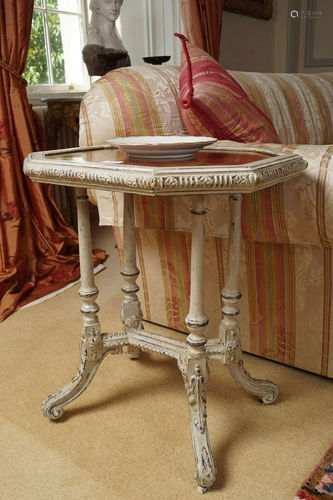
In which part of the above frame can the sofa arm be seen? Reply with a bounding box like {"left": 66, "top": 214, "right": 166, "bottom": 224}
{"left": 79, "top": 64, "right": 186, "bottom": 147}
{"left": 79, "top": 64, "right": 188, "bottom": 226}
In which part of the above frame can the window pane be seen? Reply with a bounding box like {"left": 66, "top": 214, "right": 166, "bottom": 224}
{"left": 47, "top": 12, "right": 65, "bottom": 84}
{"left": 48, "top": 13, "right": 85, "bottom": 85}
{"left": 47, "top": 0, "right": 81, "bottom": 13}
{"left": 47, "top": 0, "right": 59, "bottom": 8}
{"left": 24, "top": 11, "right": 49, "bottom": 84}
{"left": 34, "top": 0, "right": 43, "bottom": 7}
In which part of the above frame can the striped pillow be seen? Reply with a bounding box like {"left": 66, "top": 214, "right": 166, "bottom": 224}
{"left": 175, "top": 34, "right": 280, "bottom": 144}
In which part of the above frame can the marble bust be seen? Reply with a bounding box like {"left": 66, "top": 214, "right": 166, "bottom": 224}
{"left": 82, "top": 0, "right": 131, "bottom": 77}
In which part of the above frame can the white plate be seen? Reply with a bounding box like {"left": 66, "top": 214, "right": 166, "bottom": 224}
{"left": 104, "top": 136, "right": 217, "bottom": 159}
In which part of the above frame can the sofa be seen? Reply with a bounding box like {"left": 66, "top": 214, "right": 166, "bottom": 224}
{"left": 79, "top": 64, "right": 333, "bottom": 378}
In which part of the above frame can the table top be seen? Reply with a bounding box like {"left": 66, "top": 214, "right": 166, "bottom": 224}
{"left": 23, "top": 142, "right": 307, "bottom": 196}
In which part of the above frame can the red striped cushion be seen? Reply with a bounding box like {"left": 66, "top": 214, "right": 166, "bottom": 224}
{"left": 175, "top": 34, "right": 280, "bottom": 144}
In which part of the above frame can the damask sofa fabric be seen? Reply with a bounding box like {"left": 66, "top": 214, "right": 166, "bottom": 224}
{"left": 80, "top": 64, "right": 187, "bottom": 224}
{"left": 233, "top": 71, "right": 333, "bottom": 145}
{"left": 79, "top": 64, "right": 333, "bottom": 378}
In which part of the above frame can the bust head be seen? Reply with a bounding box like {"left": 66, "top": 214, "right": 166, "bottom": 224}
{"left": 86, "top": 0, "right": 128, "bottom": 54}
{"left": 90, "top": 0, "right": 123, "bottom": 23}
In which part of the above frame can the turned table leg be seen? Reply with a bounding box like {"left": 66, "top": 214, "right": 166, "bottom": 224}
{"left": 185, "top": 195, "right": 216, "bottom": 494}
{"left": 219, "top": 194, "right": 278, "bottom": 404}
{"left": 42, "top": 187, "right": 104, "bottom": 419}
{"left": 121, "top": 193, "right": 142, "bottom": 359}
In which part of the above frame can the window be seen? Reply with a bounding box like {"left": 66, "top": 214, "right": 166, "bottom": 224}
{"left": 24, "top": 0, "right": 89, "bottom": 93}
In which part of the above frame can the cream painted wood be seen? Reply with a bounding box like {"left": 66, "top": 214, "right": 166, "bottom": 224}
{"left": 219, "top": 194, "right": 278, "bottom": 404}
{"left": 121, "top": 193, "right": 142, "bottom": 359}
{"left": 25, "top": 145, "right": 307, "bottom": 493}
{"left": 42, "top": 188, "right": 104, "bottom": 419}
{"left": 185, "top": 196, "right": 216, "bottom": 493}
{"left": 24, "top": 144, "right": 307, "bottom": 195}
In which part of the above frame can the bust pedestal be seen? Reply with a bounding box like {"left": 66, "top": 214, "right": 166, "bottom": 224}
{"left": 82, "top": 44, "right": 130, "bottom": 76}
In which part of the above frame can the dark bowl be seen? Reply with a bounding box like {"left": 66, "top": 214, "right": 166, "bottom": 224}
{"left": 143, "top": 55, "right": 171, "bottom": 65}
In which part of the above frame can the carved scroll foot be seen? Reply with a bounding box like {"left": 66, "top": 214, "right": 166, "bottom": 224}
{"left": 187, "top": 361, "right": 216, "bottom": 492}
{"left": 226, "top": 360, "right": 278, "bottom": 405}
{"left": 42, "top": 356, "right": 103, "bottom": 420}
{"left": 42, "top": 324, "right": 104, "bottom": 420}
{"left": 197, "top": 485, "right": 210, "bottom": 494}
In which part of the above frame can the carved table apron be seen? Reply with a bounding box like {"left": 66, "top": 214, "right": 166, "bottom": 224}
{"left": 23, "top": 143, "right": 307, "bottom": 494}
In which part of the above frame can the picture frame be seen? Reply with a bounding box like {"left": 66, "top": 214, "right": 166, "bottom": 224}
{"left": 224, "top": 0, "right": 274, "bottom": 20}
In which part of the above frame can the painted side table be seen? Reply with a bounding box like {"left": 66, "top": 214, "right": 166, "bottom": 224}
{"left": 23, "top": 143, "right": 307, "bottom": 493}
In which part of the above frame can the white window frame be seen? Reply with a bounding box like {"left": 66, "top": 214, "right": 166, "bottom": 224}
{"left": 27, "top": 0, "right": 91, "bottom": 104}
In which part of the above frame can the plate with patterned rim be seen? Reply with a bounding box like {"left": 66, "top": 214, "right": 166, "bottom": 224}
{"left": 104, "top": 136, "right": 217, "bottom": 159}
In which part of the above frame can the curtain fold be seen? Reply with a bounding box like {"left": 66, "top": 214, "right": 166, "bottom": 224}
{"left": 179, "top": 0, "right": 224, "bottom": 61}
{"left": 0, "top": 0, "right": 104, "bottom": 322}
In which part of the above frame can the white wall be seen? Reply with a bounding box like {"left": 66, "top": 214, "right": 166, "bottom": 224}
{"left": 88, "top": 0, "right": 333, "bottom": 75}
{"left": 219, "top": 10, "right": 276, "bottom": 72}
{"left": 297, "top": 0, "right": 333, "bottom": 74}
{"left": 118, "top": 0, "right": 182, "bottom": 67}
{"left": 117, "top": 0, "right": 148, "bottom": 66}
{"left": 219, "top": 0, "right": 333, "bottom": 74}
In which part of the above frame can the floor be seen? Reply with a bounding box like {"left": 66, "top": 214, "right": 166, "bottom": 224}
{"left": 0, "top": 217, "right": 332, "bottom": 499}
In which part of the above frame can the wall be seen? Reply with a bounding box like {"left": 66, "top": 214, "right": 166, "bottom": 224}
{"left": 117, "top": 0, "right": 148, "bottom": 66}
{"left": 219, "top": 10, "right": 276, "bottom": 72}
{"left": 219, "top": 0, "right": 333, "bottom": 74}
{"left": 118, "top": 0, "right": 182, "bottom": 67}
{"left": 297, "top": 0, "right": 333, "bottom": 73}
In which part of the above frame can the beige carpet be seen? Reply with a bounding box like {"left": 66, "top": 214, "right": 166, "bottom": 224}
{"left": 0, "top": 218, "right": 332, "bottom": 500}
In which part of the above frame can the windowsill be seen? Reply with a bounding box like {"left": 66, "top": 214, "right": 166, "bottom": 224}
{"left": 28, "top": 90, "right": 88, "bottom": 108}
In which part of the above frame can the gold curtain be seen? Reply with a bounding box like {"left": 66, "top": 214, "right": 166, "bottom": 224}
{"left": 0, "top": 0, "right": 104, "bottom": 321}
{"left": 179, "top": 0, "right": 224, "bottom": 60}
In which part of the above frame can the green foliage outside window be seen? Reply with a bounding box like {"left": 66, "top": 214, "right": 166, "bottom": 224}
{"left": 23, "top": 0, "right": 66, "bottom": 85}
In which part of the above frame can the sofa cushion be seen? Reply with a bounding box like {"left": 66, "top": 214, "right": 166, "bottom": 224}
{"left": 175, "top": 33, "right": 280, "bottom": 144}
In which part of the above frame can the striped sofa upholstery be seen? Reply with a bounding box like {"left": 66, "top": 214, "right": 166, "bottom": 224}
{"left": 79, "top": 65, "right": 333, "bottom": 378}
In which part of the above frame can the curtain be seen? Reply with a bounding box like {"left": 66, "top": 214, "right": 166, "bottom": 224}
{"left": 179, "top": 0, "right": 224, "bottom": 61}
{"left": 0, "top": 0, "right": 104, "bottom": 322}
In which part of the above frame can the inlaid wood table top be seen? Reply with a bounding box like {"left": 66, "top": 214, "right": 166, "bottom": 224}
{"left": 24, "top": 142, "right": 307, "bottom": 196}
